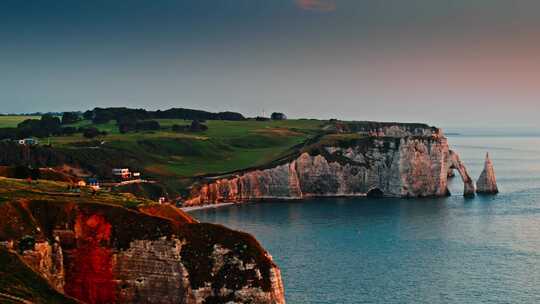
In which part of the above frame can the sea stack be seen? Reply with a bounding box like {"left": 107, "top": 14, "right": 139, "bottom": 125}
{"left": 476, "top": 152, "right": 499, "bottom": 194}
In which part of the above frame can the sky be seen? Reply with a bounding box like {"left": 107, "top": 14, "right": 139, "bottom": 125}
{"left": 1, "top": 0, "right": 540, "bottom": 128}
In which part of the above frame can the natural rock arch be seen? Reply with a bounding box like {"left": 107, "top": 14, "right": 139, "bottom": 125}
{"left": 448, "top": 150, "right": 476, "bottom": 197}
{"left": 366, "top": 188, "right": 384, "bottom": 198}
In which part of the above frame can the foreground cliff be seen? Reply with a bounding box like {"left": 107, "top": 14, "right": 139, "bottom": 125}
{"left": 0, "top": 179, "right": 285, "bottom": 304}
{"left": 186, "top": 125, "right": 476, "bottom": 206}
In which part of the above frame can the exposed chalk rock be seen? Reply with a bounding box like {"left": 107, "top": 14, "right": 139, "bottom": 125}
{"left": 186, "top": 126, "right": 477, "bottom": 206}
{"left": 21, "top": 241, "right": 65, "bottom": 292}
{"left": 476, "top": 152, "right": 499, "bottom": 194}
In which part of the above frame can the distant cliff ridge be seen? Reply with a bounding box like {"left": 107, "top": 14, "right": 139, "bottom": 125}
{"left": 186, "top": 125, "right": 476, "bottom": 206}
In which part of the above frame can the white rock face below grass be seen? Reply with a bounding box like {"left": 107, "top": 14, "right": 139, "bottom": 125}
{"left": 185, "top": 128, "right": 477, "bottom": 206}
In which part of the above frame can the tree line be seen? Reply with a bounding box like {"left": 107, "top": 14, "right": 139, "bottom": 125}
{"left": 0, "top": 107, "right": 246, "bottom": 140}
{"left": 84, "top": 107, "right": 245, "bottom": 124}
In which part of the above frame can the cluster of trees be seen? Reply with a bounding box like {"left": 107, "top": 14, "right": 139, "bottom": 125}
{"left": 0, "top": 114, "right": 65, "bottom": 139}
{"left": 83, "top": 107, "right": 245, "bottom": 125}
{"left": 17, "top": 114, "right": 63, "bottom": 137}
{"left": 171, "top": 120, "right": 208, "bottom": 133}
{"left": 78, "top": 107, "right": 245, "bottom": 134}
{"left": 85, "top": 108, "right": 151, "bottom": 124}
{"left": 0, "top": 108, "right": 282, "bottom": 140}
{"left": 253, "top": 112, "right": 287, "bottom": 122}
{"left": 271, "top": 112, "right": 287, "bottom": 120}
{"left": 82, "top": 107, "right": 243, "bottom": 134}
{"left": 81, "top": 127, "right": 107, "bottom": 138}
{"left": 0, "top": 112, "right": 105, "bottom": 140}
{"left": 119, "top": 120, "right": 161, "bottom": 134}
{"left": 61, "top": 112, "right": 81, "bottom": 124}
{"left": 154, "top": 108, "right": 244, "bottom": 121}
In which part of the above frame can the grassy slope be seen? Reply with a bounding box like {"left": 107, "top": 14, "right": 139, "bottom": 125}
{"left": 0, "top": 116, "right": 41, "bottom": 128}
{"left": 0, "top": 177, "right": 154, "bottom": 208}
{"left": 46, "top": 118, "right": 325, "bottom": 178}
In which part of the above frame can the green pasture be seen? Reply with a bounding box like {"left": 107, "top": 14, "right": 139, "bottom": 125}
{"left": 46, "top": 118, "right": 327, "bottom": 178}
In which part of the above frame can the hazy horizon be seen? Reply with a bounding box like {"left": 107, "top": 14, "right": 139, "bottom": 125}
{"left": 2, "top": 1, "right": 539, "bottom": 128}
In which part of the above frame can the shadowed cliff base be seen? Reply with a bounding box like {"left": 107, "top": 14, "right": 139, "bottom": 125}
{"left": 366, "top": 188, "right": 384, "bottom": 198}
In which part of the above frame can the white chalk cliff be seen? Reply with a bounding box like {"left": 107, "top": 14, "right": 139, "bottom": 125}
{"left": 186, "top": 125, "right": 477, "bottom": 206}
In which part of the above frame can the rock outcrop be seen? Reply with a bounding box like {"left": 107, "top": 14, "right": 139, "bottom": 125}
{"left": 0, "top": 200, "right": 285, "bottom": 304}
{"left": 186, "top": 126, "right": 476, "bottom": 206}
{"left": 0, "top": 247, "right": 79, "bottom": 304}
{"left": 476, "top": 152, "right": 499, "bottom": 194}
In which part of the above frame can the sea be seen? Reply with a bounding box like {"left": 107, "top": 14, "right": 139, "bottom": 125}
{"left": 191, "top": 131, "right": 540, "bottom": 304}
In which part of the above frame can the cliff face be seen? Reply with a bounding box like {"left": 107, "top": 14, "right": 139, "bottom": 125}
{"left": 186, "top": 128, "right": 475, "bottom": 206}
{"left": 0, "top": 200, "right": 285, "bottom": 304}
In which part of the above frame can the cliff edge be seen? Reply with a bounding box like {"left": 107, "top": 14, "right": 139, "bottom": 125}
{"left": 186, "top": 124, "right": 476, "bottom": 206}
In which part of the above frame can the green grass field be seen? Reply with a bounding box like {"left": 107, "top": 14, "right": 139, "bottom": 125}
{"left": 38, "top": 118, "right": 327, "bottom": 178}
{"left": 0, "top": 115, "right": 329, "bottom": 180}
{"left": 0, "top": 116, "right": 41, "bottom": 128}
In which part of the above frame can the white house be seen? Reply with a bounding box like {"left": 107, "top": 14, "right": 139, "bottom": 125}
{"left": 18, "top": 138, "right": 39, "bottom": 146}
{"left": 112, "top": 168, "right": 133, "bottom": 180}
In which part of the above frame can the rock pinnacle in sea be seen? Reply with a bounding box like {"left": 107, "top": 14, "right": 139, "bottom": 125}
{"left": 476, "top": 152, "right": 499, "bottom": 194}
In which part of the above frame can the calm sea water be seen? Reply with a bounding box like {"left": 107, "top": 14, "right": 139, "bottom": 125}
{"left": 191, "top": 134, "right": 540, "bottom": 304}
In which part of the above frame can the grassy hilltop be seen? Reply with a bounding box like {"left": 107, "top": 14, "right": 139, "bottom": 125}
{"left": 52, "top": 118, "right": 324, "bottom": 177}
{"left": 0, "top": 115, "right": 323, "bottom": 175}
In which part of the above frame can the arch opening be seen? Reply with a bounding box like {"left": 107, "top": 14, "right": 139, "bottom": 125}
{"left": 448, "top": 150, "right": 476, "bottom": 197}
{"left": 367, "top": 188, "right": 384, "bottom": 198}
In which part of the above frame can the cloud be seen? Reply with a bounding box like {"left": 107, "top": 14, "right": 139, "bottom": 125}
{"left": 296, "top": 0, "right": 336, "bottom": 12}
